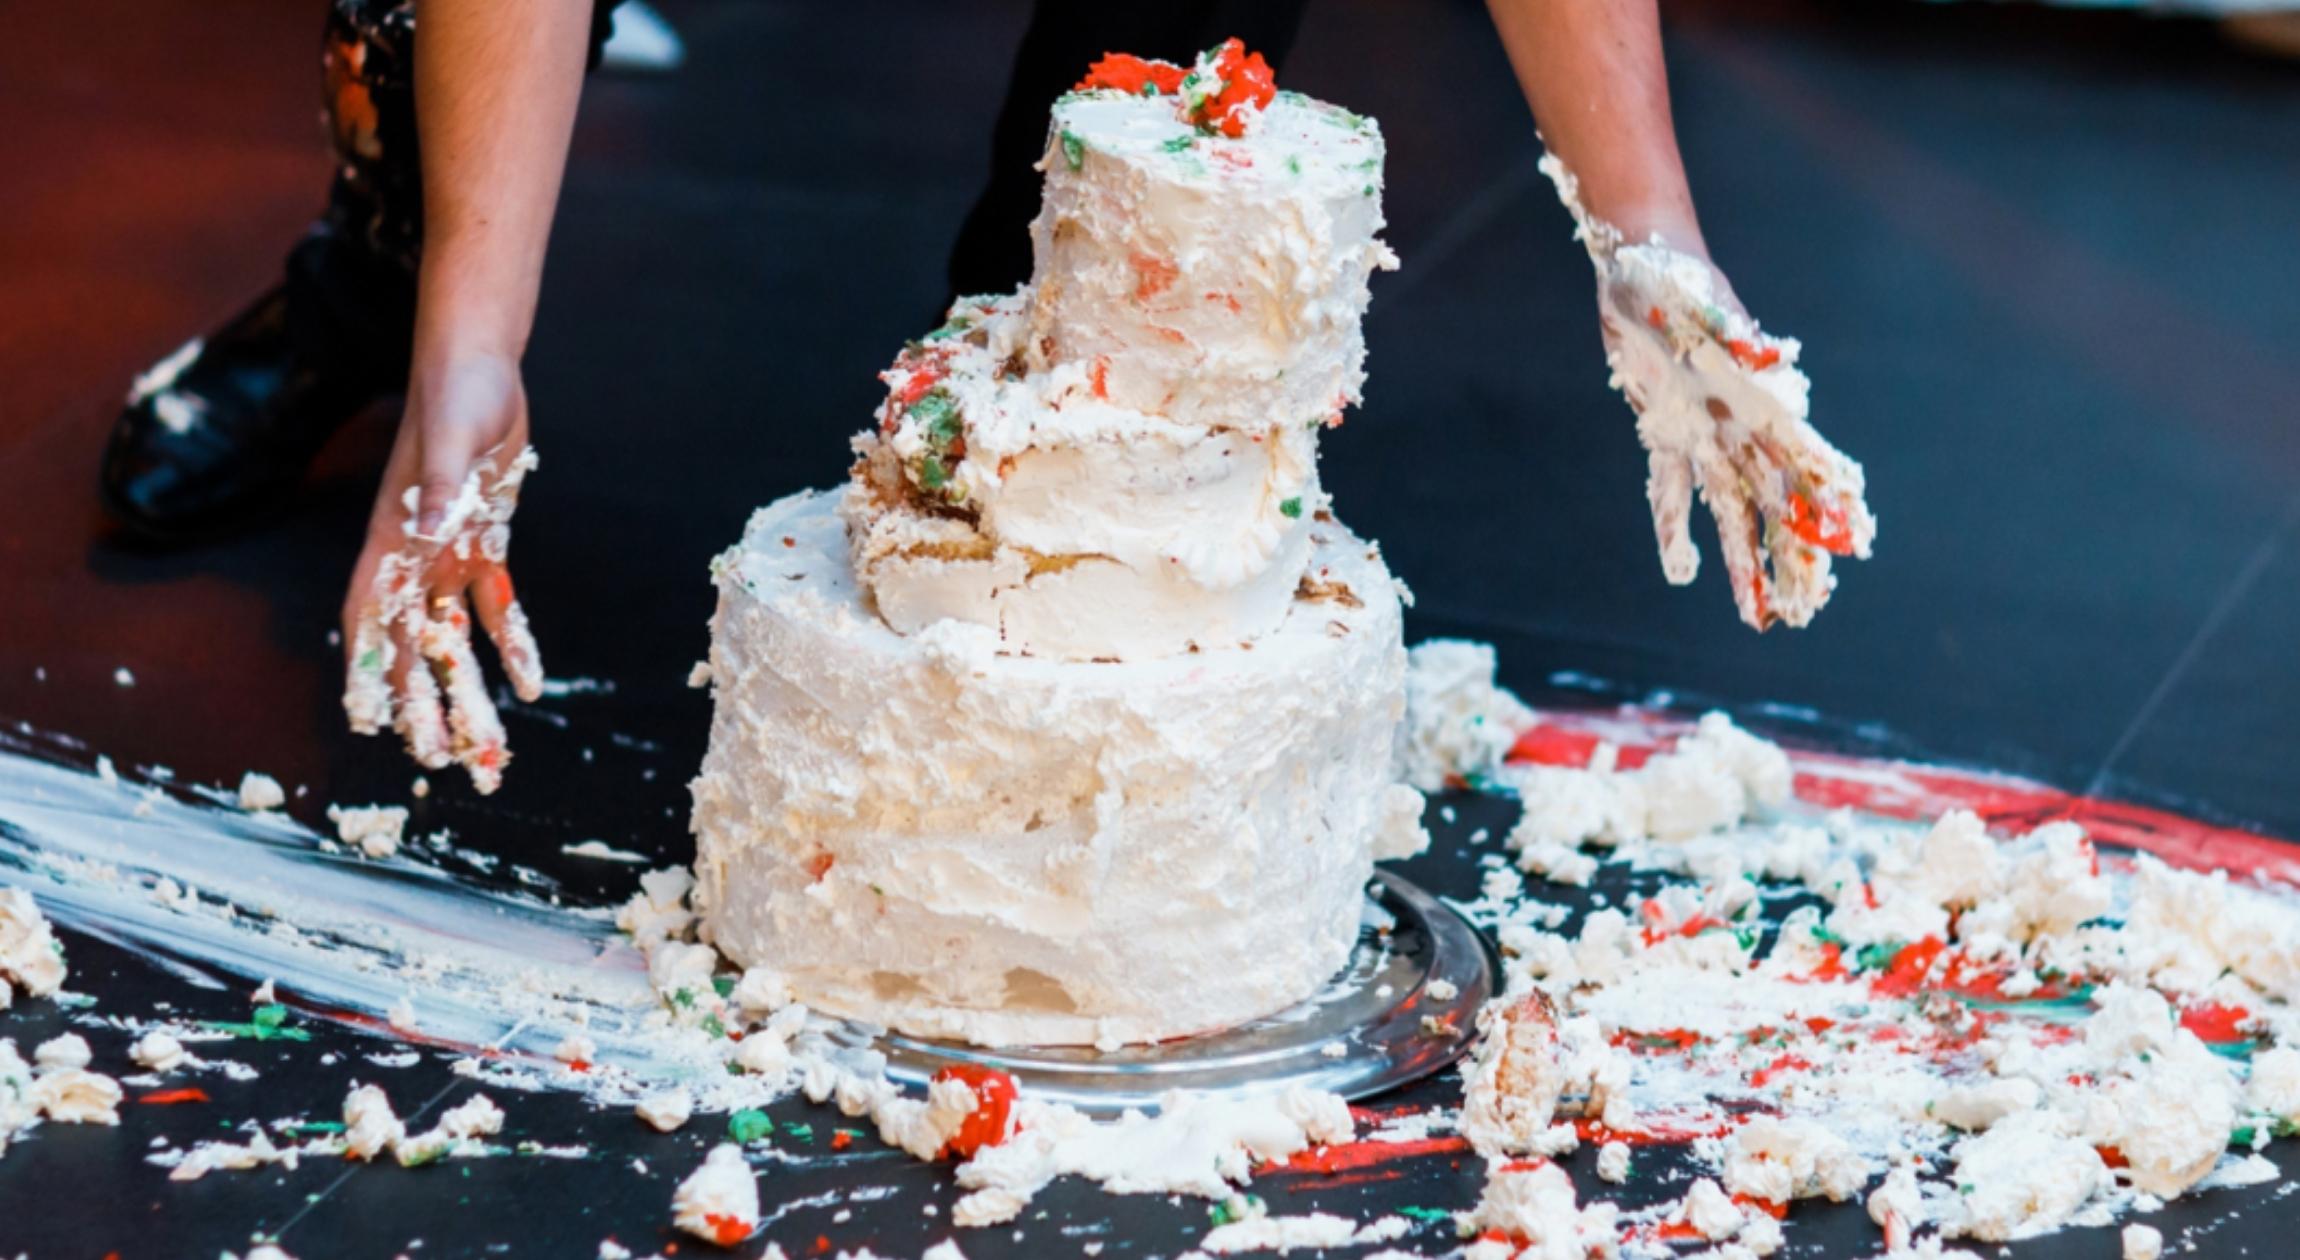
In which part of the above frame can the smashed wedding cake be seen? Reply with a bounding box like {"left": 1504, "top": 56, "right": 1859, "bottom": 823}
{"left": 689, "top": 42, "right": 1427, "bottom": 1047}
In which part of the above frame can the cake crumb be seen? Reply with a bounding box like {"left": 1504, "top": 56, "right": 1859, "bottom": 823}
{"left": 237, "top": 772, "right": 286, "bottom": 811}
{"left": 637, "top": 1090, "right": 693, "bottom": 1132}
{"left": 672, "top": 1144, "right": 760, "bottom": 1246}
{"left": 1597, "top": 1140, "right": 1632, "bottom": 1184}
{"left": 328, "top": 804, "right": 407, "bottom": 859}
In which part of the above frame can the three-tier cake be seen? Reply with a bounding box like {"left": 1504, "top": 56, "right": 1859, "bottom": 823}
{"left": 689, "top": 43, "right": 1426, "bottom": 1047}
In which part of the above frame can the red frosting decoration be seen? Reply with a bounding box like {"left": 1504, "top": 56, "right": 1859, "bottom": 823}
{"left": 1190, "top": 38, "right": 1278, "bottom": 138}
{"left": 1076, "top": 52, "right": 1185, "bottom": 96}
{"left": 1076, "top": 40, "right": 1278, "bottom": 139}
{"left": 933, "top": 1063, "right": 1020, "bottom": 1159}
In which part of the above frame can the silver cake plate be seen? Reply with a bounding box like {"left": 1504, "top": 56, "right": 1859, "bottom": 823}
{"left": 847, "top": 870, "right": 1495, "bottom": 1115}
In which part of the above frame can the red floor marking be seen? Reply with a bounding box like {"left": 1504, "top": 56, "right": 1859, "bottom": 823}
{"left": 137, "top": 1088, "right": 210, "bottom": 1104}
{"left": 1268, "top": 1134, "right": 1469, "bottom": 1176}
{"left": 1513, "top": 712, "right": 2296, "bottom": 881}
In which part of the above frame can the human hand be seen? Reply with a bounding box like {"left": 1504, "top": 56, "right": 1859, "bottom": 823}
{"left": 1593, "top": 244, "right": 1874, "bottom": 630}
{"left": 1540, "top": 153, "right": 1875, "bottom": 631}
{"left": 341, "top": 352, "right": 544, "bottom": 793}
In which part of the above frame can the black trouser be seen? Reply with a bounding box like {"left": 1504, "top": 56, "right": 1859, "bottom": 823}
{"left": 294, "top": 0, "right": 1311, "bottom": 374}
{"left": 947, "top": 0, "right": 1314, "bottom": 299}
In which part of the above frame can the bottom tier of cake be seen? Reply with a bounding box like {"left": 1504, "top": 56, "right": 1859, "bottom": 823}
{"left": 689, "top": 488, "right": 1427, "bottom": 1047}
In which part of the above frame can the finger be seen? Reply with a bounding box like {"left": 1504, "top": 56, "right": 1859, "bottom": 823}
{"left": 345, "top": 612, "right": 396, "bottom": 735}
{"left": 343, "top": 558, "right": 398, "bottom": 735}
{"left": 1702, "top": 482, "right": 1771, "bottom": 631}
{"left": 470, "top": 564, "right": 545, "bottom": 703}
{"left": 419, "top": 595, "right": 510, "bottom": 794}
{"left": 1645, "top": 450, "right": 1699, "bottom": 587}
{"left": 391, "top": 596, "right": 454, "bottom": 769}
{"left": 414, "top": 426, "right": 485, "bottom": 543}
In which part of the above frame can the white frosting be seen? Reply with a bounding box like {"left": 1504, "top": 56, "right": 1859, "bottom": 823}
{"left": 1941, "top": 1110, "right": 2109, "bottom": 1241}
{"left": 850, "top": 290, "right": 1328, "bottom": 662}
{"left": 343, "top": 1083, "right": 406, "bottom": 1161}
{"left": 844, "top": 485, "right": 1317, "bottom": 664}
{"left": 948, "top": 1087, "right": 1351, "bottom": 1225}
{"left": 692, "top": 490, "right": 1409, "bottom": 1045}
{"left": 237, "top": 771, "right": 286, "bottom": 812}
{"left": 1395, "top": 640, "right": 1536, "bottom": 792}
{"left": 672, "top": 1144, "right": 760, "bottom": 1245}
{"left": 1028, "top": 90, "right": 1396, "bottom": 433}
{"left": 0, "top": 887, "right": 67, "bottom": 1003}
{"left": 130, "top": 1030, "right": 190, "bottom": 1072}
{"left": 1461, "top": 1159, "right": 1620, "bottom": 1259}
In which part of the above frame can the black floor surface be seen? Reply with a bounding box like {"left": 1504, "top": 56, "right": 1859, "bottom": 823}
{"left": 2, "top": 0, "right": 2297, "bottom": 1256}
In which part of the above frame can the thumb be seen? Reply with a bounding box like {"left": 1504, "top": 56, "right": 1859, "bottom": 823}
{"left": 414, "top": 426, "right": 479, "bottom": 541}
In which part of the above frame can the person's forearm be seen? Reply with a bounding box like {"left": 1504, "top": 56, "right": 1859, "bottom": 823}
{"left": 412, "top": 0, "right": 594, "bottom": 364}
{"left": 1486, "top": 0, "right": 1706, "bottom": 257}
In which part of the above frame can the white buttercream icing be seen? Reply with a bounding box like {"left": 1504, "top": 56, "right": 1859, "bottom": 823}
{"left": 691, "top": 490, "right": 1408, "bottom": 1046}
{"left": 1029, "top": 89, "right": 1396, "bottom": 434}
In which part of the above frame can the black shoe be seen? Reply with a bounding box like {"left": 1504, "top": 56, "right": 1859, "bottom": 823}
{"left": 99, "top": 227, "right": 412, "bottom": 544}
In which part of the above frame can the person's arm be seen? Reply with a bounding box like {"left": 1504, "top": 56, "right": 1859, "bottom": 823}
{"left": 1485, "top": 0, "right": 1709, "bottom": 261}
{"left": 1482, "top": 0, "right": 1878, "bottom": 632}
{"left": 340, "top": 0, "right": 592, "bottom": 791}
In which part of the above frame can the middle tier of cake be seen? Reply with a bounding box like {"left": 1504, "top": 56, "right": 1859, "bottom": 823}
{"left": 851, "top": 292, "right": 1327, "bottom": 661}
{"left": 690, "top": 487, "right": 1428, "bottom": 1047}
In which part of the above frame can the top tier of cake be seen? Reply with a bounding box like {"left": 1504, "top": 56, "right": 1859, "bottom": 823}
{"left": 1027, "top": 62, "right": 1397, "bottom": 433}
{"left": 843, "top": 44, "right": 1395, "bottom": 662}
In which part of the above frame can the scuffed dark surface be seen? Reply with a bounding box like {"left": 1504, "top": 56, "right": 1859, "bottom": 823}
{"left": 2, "top": 0, "right": 2296, "bottom": 1255}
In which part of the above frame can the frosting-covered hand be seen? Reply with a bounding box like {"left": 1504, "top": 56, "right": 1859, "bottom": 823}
{"left": 1541, "top": 154, "right": 1876, "bottom": 631}
{"left": 341, "top": 355, "right": 544, "bottom": 792}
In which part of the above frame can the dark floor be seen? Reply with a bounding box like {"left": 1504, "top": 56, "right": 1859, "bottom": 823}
{"left": 0, "top": 0, "right": 2296, "bottom": 1256}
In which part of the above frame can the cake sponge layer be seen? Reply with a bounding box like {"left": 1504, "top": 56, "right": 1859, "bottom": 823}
{"left": 690, "top": 488, "right": 1426, "bottom": 1046}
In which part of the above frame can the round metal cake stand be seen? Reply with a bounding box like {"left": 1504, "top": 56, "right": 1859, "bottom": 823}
{"left": 843, "top": 870, "right": 1497, "bottom": 1115}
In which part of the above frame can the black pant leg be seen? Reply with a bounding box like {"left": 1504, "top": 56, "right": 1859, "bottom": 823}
{"left": 945, "top": 0, "right": 1315, "bottom": 304}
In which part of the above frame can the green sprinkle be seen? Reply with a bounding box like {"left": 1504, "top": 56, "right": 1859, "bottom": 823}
{"left": 783, "top": 1121, "right": 814, "bottom": 1142}
{"left": 728, "top": 1109, "right": 773, "bottom": 1143}
{"left": 1285, "top": 154, "right": 1301, "bottom": 176}
{"left": 1162, "top": 135, "right": 1195, "bottom": 153}
{"left": 356, "top": 648, "right": 383, "bottom": 672}
{"left": 252, "top": 1003, "right": 289, "bottom": 1031}
{"left": 1208, "top": 1194, "right": 1265, "bottom": 1227}
{"left": 198, "top": 1017, "right": 311, "bottom": 1043}
{"left": 283, "top": 1121, "right": 346, "bottom": 1136}
{"left": 1060, "top": 130, "right": 1085, "bottom": 171}
{"left": 1854, "top": 942, "right": 1900, "bottom": 974}
{"left": 1141, "top": 82, "right": 1161, "bottom": 97}
{"left": 1279, "top": 498, "right": 1303, "bottom": 520}
{"left": 671, "top": 987, "right": 695, "bottom": 1009}
{"left": 712, "top": 975, "right": 736, "bottom": 999}
{"left": 2233, "top": 1125, "right": 2257, "bottom": 1147}
{"left": 907, "top": 388, "right": 955, "bottom": 428}
{"left": 1397, "top": 1206, "right": 1452, "bottom": 1223}
{"left": 1361, "top": 184, "right": 1375, "bottom": 197}
{"left": 701, "top": 1013, "right": 727, "bottom": 1039}
{"left": 918, "top": 457, "right": 950, "bottom": 492}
